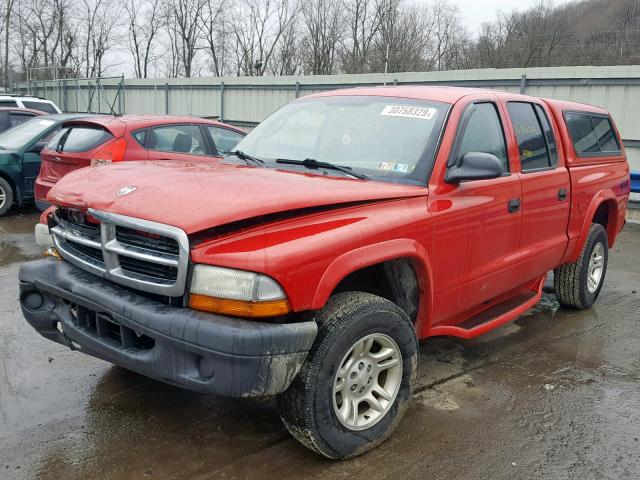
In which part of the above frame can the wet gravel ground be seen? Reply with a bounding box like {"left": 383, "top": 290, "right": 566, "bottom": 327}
{"left": 1, "top": 208, "right": 639, "bottom": 480}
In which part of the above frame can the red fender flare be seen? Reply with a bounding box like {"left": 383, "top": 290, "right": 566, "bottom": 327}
{"left": 311, "top": 239, "right": 433, "bottom": 337}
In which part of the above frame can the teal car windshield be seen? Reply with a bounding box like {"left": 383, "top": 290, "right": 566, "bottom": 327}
{"left": 0, "top": 117, "right": 57, "bottom": 150}
{"left": 232, "top": 95, "right": 450, "bottom": 185}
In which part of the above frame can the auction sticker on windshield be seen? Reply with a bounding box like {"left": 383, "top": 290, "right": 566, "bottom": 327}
{"left": 380, "top": 105, "right": 437, "bottom": 120}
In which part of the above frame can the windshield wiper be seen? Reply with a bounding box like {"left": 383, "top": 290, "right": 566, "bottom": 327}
{"left": 227, "top": 150, "right": 264, "bottom": 165}
{"left": 276, "top": 158, "right": 368, "bottom": 180}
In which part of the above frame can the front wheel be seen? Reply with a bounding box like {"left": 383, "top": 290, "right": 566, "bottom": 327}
{"left": 554, "top": 223, "right": 609, "bottom": 309}
{"left": 277, "top": 292, "right": 418, "bottom": 459}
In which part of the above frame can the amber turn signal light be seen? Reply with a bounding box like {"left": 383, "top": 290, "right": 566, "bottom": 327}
{"left": 189, "top": 294, "right": 291, "bottom": 318}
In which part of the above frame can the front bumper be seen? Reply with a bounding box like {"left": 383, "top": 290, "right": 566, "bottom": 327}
{"left": 19, "top": 258, "right": 317, "bottom": 397}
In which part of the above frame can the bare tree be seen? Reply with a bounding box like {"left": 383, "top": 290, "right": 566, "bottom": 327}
{"left": 162, "top": 0, "right": 207, "bottom": 77}
{"left": 300, "top": 0, "right": 343, "bottom": 75}
{"left": 340, "top": 0, "right": 383, "bottom": 73}
{"left": 426, "top": 0, "right": 469, "bottom": 71}
{"left": 267, "top": 18, "right": 301, "bottom": 75}
{"left": 203, "top": 0, "right": 228, "bottom": 76}
{"left": 3, "top": 0, "right": 16, "bottom": 86}
{"left": 123, "top": 0, "right": 162, "bottom": 78}
{"left": 372, "top": 0, "right": 433, "bottom": 73}
{"left": 229, "top": 0, "right": 300, "bottom": 76}
{"left": 80, "top": 0, "right": 123, "bottom": 77}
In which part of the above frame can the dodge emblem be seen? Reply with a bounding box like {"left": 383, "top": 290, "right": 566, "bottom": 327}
{"left": 117, "top": 185, "right": 137, "bottom": 196}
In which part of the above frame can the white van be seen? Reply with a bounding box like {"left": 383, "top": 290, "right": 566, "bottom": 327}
{"left": 0, "top": 95, "right": 61, "bottom": 114}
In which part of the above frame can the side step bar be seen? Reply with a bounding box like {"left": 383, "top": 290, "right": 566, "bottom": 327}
{"left": 427, "top": 275, "right": 546, "bottom": 339}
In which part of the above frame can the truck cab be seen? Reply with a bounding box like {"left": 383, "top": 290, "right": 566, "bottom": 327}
{"left": 19, "top": 87, "right": 629, "bottom": 459}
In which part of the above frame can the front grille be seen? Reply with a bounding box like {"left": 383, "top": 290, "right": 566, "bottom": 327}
{"left": 51, "top": 208, "right": 189, "bottom": 296}
{"left": 116, "top": 226, "right": 179, "bottom": 256}
{"left": 120, "top": 256, "right": 178, "bottom": 282}
{"left": 66, "top": 240, "right": 105, "bottom": 263}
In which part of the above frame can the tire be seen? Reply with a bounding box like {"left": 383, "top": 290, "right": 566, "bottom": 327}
{"left": 277, "top": 292, "right": 418, "bottom": 459}
{"left": 554, "top": 224, "right": 608, "bottom": 309}
{"left": 0, "top": 177, "right": 13, "bottom": 217}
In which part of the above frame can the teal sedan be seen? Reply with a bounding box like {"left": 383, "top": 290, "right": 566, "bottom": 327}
{"left": 0, "top": 114, "right": 89, "bottom": 216}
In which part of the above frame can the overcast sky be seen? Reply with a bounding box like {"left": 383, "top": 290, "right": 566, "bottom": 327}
{"left": 428, "top": 0, "right": 570, "bottom": 35}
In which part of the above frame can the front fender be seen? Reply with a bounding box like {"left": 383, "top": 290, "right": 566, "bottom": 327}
{"left": 311, "top": 238, "right": 433, "bottom": 335}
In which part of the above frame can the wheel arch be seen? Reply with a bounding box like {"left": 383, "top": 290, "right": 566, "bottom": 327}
{"left": 311, "top": 239, "right": 433, "bottom": 337}
{"left": 568, "top": 190, "right": 619, "bottom": 263}
{"left": 0, "top": 169, "right": 20, "bottom": 207}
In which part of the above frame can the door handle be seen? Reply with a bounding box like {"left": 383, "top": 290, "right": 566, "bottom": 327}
{"left": 558, "top": 188, "right": 568, "bottom": 201}
{"left": 508, "top": 199, "right": 521, "bottom": 214}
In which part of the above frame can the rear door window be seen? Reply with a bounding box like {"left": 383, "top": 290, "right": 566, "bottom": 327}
{"left": 206, "top": 126, "right": 244, "bottom": 155}
{"left": 148, "top": 124, "right": 207, "bottom": 155}
{"left": 22, "top": 101, "right": 58, "bottom": 114}
{"left": 50, "top": 126, "right": 114, "bottom": 152}
{"left": 565, "top": 112, "right": 621, "bottom": 157}
{"left": 534, "top": 105, "right": 557, "bottom": 166}
{"left": 507, "top": 102, "right": 552, "bottom": 171}
{"left": 0, "top": 100, "right": 18, "bottom": 107}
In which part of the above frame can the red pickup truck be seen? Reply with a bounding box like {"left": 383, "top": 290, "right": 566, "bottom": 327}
{"left": 20, "top": 87, "right": 629, "bottom": 459}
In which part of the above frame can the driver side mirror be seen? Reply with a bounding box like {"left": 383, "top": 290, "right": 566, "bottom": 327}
{"left": 28, "top": 142, "right": 46, "bottom": 154}
{"left": 445, "top": 152, "right": 504, "bottom": 184}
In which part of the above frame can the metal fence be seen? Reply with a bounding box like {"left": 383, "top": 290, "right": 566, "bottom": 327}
{"left": 8, "top": 65, "right": 640, "bottom": 172}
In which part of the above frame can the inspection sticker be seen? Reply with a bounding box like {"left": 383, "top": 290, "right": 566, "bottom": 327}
{"left": 377, "top": 162, "right": 410, "bottom": 173}
{"left": 380, "top": 105, "right": 437, "bottom": 120}
{"left": 37, "top": 119, "right": 55, "bottom": 126}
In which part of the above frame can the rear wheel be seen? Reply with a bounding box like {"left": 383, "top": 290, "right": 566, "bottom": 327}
{"left": 0, "top": 177, "right": 14, "bottom": 216}
{"left": 277, "top": 292, "right": 418, "bottom": 459}
{"left": 554, "top": 224, "right": 608, "bottom": 309}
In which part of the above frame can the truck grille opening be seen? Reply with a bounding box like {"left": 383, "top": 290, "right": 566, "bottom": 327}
{"left": 116, "top": 226, "right": 180, "bottom": 256}
{"left": 72, "top": 305, "right": 155, "bottom": 351}
{"left": 119, "top": 256, "right": 178, "bottom": 282}
{"left": 50, "top": 208, "right": 188, "bottom": 297}
{"left": 66, "top": 241, "right": 105, "bottom": 263}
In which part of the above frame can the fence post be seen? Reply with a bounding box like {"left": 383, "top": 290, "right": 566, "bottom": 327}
{"left": 97, "top": 78, "right": 101, "bottom": 113}
{"left": 118, "top": 75, "right": 124, "bottom": 114}
{"left": 219, "top": 81, "right": 225, "bottom": 121}
{"left": 165, "top": 82, "right": 169, "bottom": 114}
{"left": 295, "top": 81, "right": 300, "bottom": 98}
{"left": 88, "top": 81, "right": 94, "bottom": 113}
{"left": 520, "top": 74, "right": 527, "bottom": 94}
{"left": 62, "top": 80, "right": 68, "bottom": 112}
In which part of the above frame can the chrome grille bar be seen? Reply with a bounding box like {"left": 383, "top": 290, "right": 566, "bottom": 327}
{"left": 51, "top": 208, "right": 190, "bottom": 297}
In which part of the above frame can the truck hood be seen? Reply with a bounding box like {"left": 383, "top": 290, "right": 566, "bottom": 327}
{"left": 47, "top": 161, "right": 428, "bottom": 234}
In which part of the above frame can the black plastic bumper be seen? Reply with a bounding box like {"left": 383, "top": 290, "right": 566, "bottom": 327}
{"left": 19, "top": 259, "right": 317, "bottom": 397}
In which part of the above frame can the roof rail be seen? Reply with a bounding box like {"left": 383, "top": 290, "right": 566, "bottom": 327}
{"left": 0, "top": 93, "right": 49, "bottom": 101}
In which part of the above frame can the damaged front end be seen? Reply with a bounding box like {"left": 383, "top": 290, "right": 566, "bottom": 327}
{"left": 19, "top": 258, "right": 317, "bottom": 397}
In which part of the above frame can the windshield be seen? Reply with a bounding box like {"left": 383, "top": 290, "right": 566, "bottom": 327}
{"left": 0, "top": 117, "right": 57, "bottom": 150}
{"left": 233, "top": 95, "right": 449, "bottom": 184}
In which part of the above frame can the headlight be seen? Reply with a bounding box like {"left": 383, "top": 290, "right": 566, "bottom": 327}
{"left": 188, "top": 265, "right": 290, "bottom": 318}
